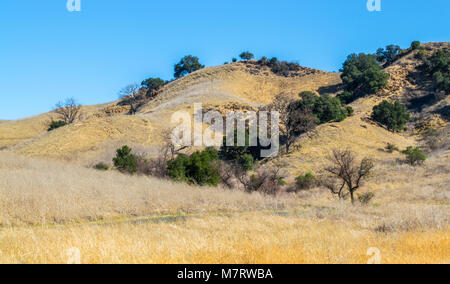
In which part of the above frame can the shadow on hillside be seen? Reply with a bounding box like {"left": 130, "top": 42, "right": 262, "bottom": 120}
{"left": 407, "top": 93, "right": 436, "bottom": 112}
{"left": 435, "top": 105, "right": 450, "bottom": 121}
{"left": 317, "top": 84, "right": 342, "bottom": 96}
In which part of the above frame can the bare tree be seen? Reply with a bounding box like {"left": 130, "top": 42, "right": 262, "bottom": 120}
{"left": 264, "top": 94, "right": 317, "bottom": 154}
{"left": 263, "top": 94, "right": 293, "bottom": 154}
{"left": 161, "top": 128, "right": 189, "bottom": 159}
{"left": 119, "top": 83, "right": 143, "bottom": 115}
{"left": 233, "top": 159, "right": 287, "bottom": 195}
{"left": 54, "top": 98, "right": 81, "bottom": 124}
{"left": 324, "top": 149, "right": 374, "bottom": 204}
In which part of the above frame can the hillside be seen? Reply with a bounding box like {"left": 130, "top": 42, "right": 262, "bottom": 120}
{"left": 0, "top": 42, "right": 448, "bottom": 264}
{"left": 0, "top": 42, "right": 448, "bottom": 170}
{"left": 0, "top": 61, "right": 341, "bottom": 162}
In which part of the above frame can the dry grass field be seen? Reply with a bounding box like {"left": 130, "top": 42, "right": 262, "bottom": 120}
{"left": 0, "top": 43, "right": 448, "bottom": 264}
{"left": 0, "top": 150, "right": 448, "bottom": 264}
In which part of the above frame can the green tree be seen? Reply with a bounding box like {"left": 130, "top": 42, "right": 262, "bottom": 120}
{"left": 423, "top": 49, "right": 450, "bottom": 94}
{"left": 294, "top": 92, "right": 347, "bottom": 124}
{"left": 167, "top": 147, "right": 221, "bottom": 186}
{"left": 411, "top": 41, "right": 421, "bottom": 50}
{"left": 174, "top": 55, "right": 205, "bottom": 78}
{"left": 341, "top": 53, "right": 389, "bottom": 100}
{"left": 141, "top": 78, "right": 165, "bottom": 91}
{"left": 376, "top": 44, "right": 402, "bottom": 65}
{"left": 113, "top": 146, "right": 138, "bottom": 174}
{"left": 239, "top": 51, "right": 254, "bottom": 61}
{"left": 219, "top": 129, "right": 264, "bottom": 167}
{"left": 402, "top": 146, "right": 428, "bottom": 166}
{"left": 371, "top": 100, "right": 411, "bottom": 132}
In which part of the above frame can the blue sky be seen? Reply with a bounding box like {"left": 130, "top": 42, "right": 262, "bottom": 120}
{"left": 0, "top": 0, "right": 449, "bottom": 120}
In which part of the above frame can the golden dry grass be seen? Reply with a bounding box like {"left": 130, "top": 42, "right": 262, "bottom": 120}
{"left": 0, "top": 215, "right": 447, "bottom": 264}
{"left": 0, "top": 151, "right": 448, "bottom": 264}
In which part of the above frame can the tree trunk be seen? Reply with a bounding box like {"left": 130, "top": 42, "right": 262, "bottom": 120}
{"left": 350, "top": 191, "right": 355, "bottom": 204}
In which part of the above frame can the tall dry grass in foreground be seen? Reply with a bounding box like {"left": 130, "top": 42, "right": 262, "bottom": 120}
{"left": 0, "top": 151, "right": 448, "bottom": 264}
{"left": 0, "top": 152, "right": 292, "bottom": 225}
{"left": 0, "top": 215, "right": 448, "bottom": 264}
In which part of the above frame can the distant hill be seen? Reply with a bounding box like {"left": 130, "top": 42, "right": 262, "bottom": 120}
{"left": 0, "top": 42, "right": 448, "bottom": 171}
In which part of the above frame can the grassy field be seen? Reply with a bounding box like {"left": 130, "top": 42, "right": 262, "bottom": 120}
{"left": 0, "top": 151, "right": 448, "bottom": 264}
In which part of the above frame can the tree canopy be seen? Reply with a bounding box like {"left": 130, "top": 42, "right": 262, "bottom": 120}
{"left": 174, "top": 55, "right": 205, "bottom": 78}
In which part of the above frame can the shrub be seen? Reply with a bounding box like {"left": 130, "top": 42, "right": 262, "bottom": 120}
{"left": 167, "top": 147, "right": 220, "bottom": 186}
{"left": 93, "top": 163, "right": 109, "bottom": 171}
{"left": 411, "top": 41, "right": 421, "bottom": 50}
{"left": 219, "top": 129, "right": 264, "bottom": 167}
{"left": 385, "top": 143, "right": 399, "bottom": 153}
{"left": 415, "top": 49, "right": 427, "bottom": 60}
{"left": 346, "top": 106, "right": 354, "bottom": 116}
{"left": 371, "top": 100, "right": 411, "bottom": 132}
{"left": 295, "top": 172, "right": 316, "bottom": 191}
{"left": 232, "top": 58, "right": 237, "bottom": 63}
{"left": 423, "top": 49, "right": 450, "bottom": 94}
{"left": 244, "top": 166, "right": 285, "bottom": 195}
{"left": 48, "top": 120, "right": 67, "bottom": 131}
{"left": 337, "top": 91, "right": 355, "bottom": 105}
{"left": 341, "top": 53, "right": 389, "bottom": 100}
{"left": 238, "top": 154, "right": 255, "bottom": 172}
{"left": 239, "top": 51, "right": 254, "bottom": 61}
{"left": 256, "top": 56, "right": 300, "bottom": 77}
{"left": 141, "top": 78, "right": 165, "bottom": 91}
{"left": 297, "top": 92, "right": 347, "bottom": 123}
{"left": 376, "top": 45, "right": 402, "bottom": 65}
{"left": 358, "top": 192, "right": 375, "bottom": 205}
{"left": 402, "top": 146, "right": 428, "bottom": 166}
{"left": 174, "top": 55, "right": 205, "bottom": 78}
{"left": 113, "top": 145, "right": 138, "bottom": 174}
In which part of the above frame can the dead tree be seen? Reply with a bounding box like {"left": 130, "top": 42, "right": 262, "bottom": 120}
{"left": 119, "top": 83, "right": 143, "bottom": 115}
{"left": 264, "top": 94, "right": 318, "bottom": 154}
{"left": 324, "top": 149, "right": 374, "bottom": 204}
{"left": 161, "top": 128, "right": 189, "bottom": 159}
{"left": 54, "top": 98, "right": 81, "bottom": 124}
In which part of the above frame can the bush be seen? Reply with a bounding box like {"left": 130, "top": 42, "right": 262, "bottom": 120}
{"left": 141, "top": 78, "right": 165, "bottom": 91}
{"left": 402, "top": 146, "right": 428, "bottom": 166}
{"left": 297, "top": 92, "right": 347, "bottom": 123}
{"left": 255, "top": 56, "right": 300, "bottom": 77}
{"left": 113, "top": 145, "right": 138, "bottom": 174}
{"left": 415, "top": 49, "right": 427, "bottom": 60}
{"left": 411, "top": 41, "right": 421, "bottom": 50}
{"left": 219, "top": 129, "right": 264, "bottom": 168}
{"left": 174, "top": 55, "right": 205, "bottom": 78}
{"left": 244, "top": 167, "right": 285, "bottom": 195}
{"left": 239, "top": 51, "right": 254, "bottom": 61}
{"left": 358, "top": 192, "right": 375, "bottom": 205}
{"left": 346, "top": 106, "right": 354, "bottom": 116}
{"left": 341, "top": 53, "right": 389, "bottom": 100}
{"left": 232, "top": 58, "right": 237, "bottom": 63}
{"left": 337, "top": 91, "right": 355, "bottom": 105}
{"left": 423, "top": 49, "right": 450, "bottom": 94}
{"left": 371, "top": 100, "right": 411, "bottom": 132}
{"left": 93, "top": 163, "right": 109, "bottom": 171}
{"left": 238, "top": 154, "right": 255, "bottom": 172}
{"left": 295, "top": 172, "right": 316, "bottom": 191}
{"left": 167, "top": 147, "right": 220, "bottom": 186}
{"left": 48, "top": 120, "right": 67, "bottom": 131}
{"left": 376, "top": 45, "right": 402, "bottom": 65}
{"left": 385, "top": 143, "right": 399, "bottom": 153}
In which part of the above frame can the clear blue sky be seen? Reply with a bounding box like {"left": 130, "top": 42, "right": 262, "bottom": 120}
{"left": 0, "top": 0, "right": 449, "bottom": 120}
